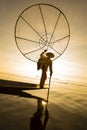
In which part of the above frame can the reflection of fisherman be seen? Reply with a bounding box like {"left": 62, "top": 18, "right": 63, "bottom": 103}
{"left": 37, "top": 50, "right": 54, "bottom": 88}
{"left": 30, "top": 99, "right": 49, "bottom": 130}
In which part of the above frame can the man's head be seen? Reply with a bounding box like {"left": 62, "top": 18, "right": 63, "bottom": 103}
{"left": 46, "top": 52, "right": 54, "bottom": 59}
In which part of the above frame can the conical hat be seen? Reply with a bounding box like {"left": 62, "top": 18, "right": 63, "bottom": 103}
{"left": 46, "top": 52, "right": 54, "bottom": 58}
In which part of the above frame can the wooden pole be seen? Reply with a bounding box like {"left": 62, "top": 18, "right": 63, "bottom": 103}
{"left": 45, "top": 75, "right": 51, "bottom": 110}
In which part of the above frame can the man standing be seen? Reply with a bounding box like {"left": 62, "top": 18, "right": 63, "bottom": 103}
{"left": 37, "top": 50, "right": 54, "bottom": 88}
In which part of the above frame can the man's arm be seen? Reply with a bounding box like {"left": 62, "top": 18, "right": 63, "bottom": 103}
{"left": 49, "top": 61, "right": 53, "bottom": 76}
{"left": 40, "top": 50, "right": 47, "bottom": 57}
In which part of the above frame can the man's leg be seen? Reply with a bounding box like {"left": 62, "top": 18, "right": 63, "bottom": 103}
{"left": 40, "top": 70, "right": 47, "bottom": 88}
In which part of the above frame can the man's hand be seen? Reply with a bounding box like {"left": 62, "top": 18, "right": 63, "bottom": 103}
{"left": 44, "top": 49, "right": 47, "bottom": 52}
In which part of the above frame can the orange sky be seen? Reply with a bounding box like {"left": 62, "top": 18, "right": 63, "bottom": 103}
{"left": 0, "top": 0, "right": 87, "bottom": 84}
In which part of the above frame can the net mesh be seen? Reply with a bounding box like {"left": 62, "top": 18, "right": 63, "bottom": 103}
{"left": 15, "top": 4, "right": 70, "bottom": 62}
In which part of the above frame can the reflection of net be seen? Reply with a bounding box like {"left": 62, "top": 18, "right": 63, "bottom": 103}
{"left": 15, "top": 4, "right": 70, "bottom": 62}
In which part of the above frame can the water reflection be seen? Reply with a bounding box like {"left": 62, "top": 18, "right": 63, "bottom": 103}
{"left": 0, "top": 79, "right": 50, "bottom": 130}
{"left": 30, "top": 99, "right": 49, "bottom": 130}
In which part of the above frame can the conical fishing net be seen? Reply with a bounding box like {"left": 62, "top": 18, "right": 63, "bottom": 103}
{"left": 15, "top": 4, "right": 70, "bottom": 62}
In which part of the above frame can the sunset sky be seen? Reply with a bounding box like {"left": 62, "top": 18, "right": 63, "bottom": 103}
{"left": 0, "top": 0, "right": 87, "bottom": 83}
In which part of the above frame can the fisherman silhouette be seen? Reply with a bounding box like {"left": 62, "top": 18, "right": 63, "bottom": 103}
{"left": 37, "top": 50, "right": 54, "bottom": 88}
{"left": 30, "top": 99, "right": 49, "bottom": 130}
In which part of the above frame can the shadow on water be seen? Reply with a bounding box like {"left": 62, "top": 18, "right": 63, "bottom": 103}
{"left": 30, "top": 99, "right": 49, "bottom": 130}
{"left": 0, "top": 79, "right": 49, "bottom": 130}
{"left": 0, "top": 79, "right": 47, "bottom": 101}
{"left": 1, "top": 80, "right": 87, "bottom": 130}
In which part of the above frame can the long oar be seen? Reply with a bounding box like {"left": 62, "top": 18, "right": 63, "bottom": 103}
{"left": 45, "top": 75, "right": 51, "bottom": 110}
